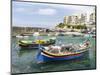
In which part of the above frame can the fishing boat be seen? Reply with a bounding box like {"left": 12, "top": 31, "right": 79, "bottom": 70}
{"left": 16, "top": 34, "right": 29, "bottom": 39}
{"left": 18, "top": 37, "right": 56, "bottom": 49}
{"left": 64, "top": 32, "right": 84, "bottom": 37}
{"left": 36, "top": 40, "right": 90, "bottom": 63}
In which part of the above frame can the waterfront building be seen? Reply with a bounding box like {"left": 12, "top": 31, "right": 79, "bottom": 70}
{"left": 80, "top": 13, "right": 87, "bottom": 25}
{"left": 63, "top": 13, "right": 87, "bottom": 26}
{"left": 64, "top": 16, "right": 68, "bottom": 24}
{"left": 70, "top": 15, "right": 79, "bottom": 25}
{"left": 63, "top": 16, "right": 72, "bottom": 25}
{"left": 85, "top": 9, "right": 96, "bottom": 31}
{"left": 89, "top": 12, "right": 95, "bottom": 25}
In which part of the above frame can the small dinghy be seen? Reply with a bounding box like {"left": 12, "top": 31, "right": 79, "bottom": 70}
{"left": 36, "top": 40, "right": 90, "bottom": 63}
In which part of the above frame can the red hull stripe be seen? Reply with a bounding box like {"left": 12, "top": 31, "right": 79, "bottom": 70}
{"left": 41, "top": 50, "right": 83, "bottom": 58}
{"left": 41, "top": 52, "right": 82, "bottom": 58}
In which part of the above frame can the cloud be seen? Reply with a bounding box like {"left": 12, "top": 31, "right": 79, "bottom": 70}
{"left": 37, "top": 8, "right": 57, "bottom": 15}
{"left": 13, "top": 1, "right": 94, "bottom": 16}
{"left": 46, "top": 4, "right": 95, "bottom": 14}
{"left": 14, "top": 7, "right": 57, "bottom": 15}
{"left": 14, "top": 7, "right": 36, "bottom": 15}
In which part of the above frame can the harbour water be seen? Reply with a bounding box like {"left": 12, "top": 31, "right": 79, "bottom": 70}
{"left": 11, "top": 35, "right": 96, "bottom": 74}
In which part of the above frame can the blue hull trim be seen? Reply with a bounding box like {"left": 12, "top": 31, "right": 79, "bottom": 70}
{"left": 36, "top": 52, "right": 84, "bottom": 63}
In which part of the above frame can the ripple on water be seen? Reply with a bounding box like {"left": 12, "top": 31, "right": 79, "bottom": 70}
{"left": 11, "top": 36, "right": 96, "bottom": 74}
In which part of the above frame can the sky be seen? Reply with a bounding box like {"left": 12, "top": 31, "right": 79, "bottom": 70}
{"left": 12, "top": 1, "right": 95, "bottom": 28}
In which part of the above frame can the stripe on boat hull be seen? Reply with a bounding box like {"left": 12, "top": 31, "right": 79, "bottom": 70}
{"left": 36, "top": 51, "right": 84, "bottom": 62}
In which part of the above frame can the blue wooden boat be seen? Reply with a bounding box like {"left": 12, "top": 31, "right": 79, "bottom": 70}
{"left": 36, "top": 40, "right": 90, "bottom": 63}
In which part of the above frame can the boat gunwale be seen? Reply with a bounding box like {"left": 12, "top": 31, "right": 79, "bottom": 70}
{"left": 41, "top": 47, "right": 89, "bottom": 57}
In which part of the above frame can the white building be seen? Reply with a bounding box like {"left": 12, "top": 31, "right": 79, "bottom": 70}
{"left": 63, "top": 13, "right": 87, "bottom": 25}
{"left": 63, "top": 16, "right": 72, "bottom": 25}
{"left": 80, "top": 13, "right": 87, "bottom": 25}
{"left": 89, "top": 12, "right": 95, "bottom": 25}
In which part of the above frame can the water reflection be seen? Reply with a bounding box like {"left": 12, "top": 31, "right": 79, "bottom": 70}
{"left": 12, "top": 36, "right": 96, "bottom": 74}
